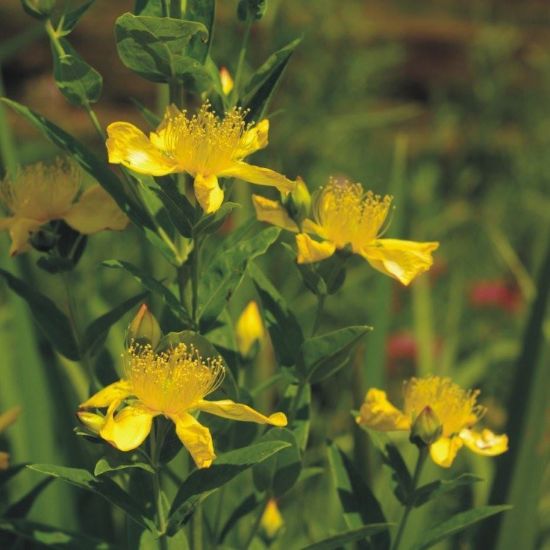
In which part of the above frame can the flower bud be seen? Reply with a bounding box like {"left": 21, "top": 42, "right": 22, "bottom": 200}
{"left": 220, "top": 67, "right": 234, "bottom": 96}
{"left": 21, "top": 0, "right": 56, "bottom": 19}
{"left": 128, "top": 304, "right": 162, "bottom": 349}
{"left": 261, "top": 498, "right": 283, "bottom": 538}
{"left": 410, "top": 406, "right": 443, "bottom": 447}
{"left": 284, "top": 177, "right": 311, "bottom": 227}
{"left": 237, "top": 0, "right": 268, "bottom": 22}
{"left": 236, "top": 301, "right": 265, "bottom": 357}
{"left": 76, "top": 410, "right": 105, "bottom": 434}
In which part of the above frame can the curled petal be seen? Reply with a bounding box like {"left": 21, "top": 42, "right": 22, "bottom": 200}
{"left": 221, "top": 162, "right": 295, "bottom": 194}
{"left": 194, "top": 174, "right": 224, "bottom": 214}
{"left": 64, "top": 186, "right": 129, "bottom": 234}
{"left": 171, "top": 412, "right": 215, "bottom": 469}
{"left": 106, "top": 122, "right": 180, "bottom": 176}
{"left": 361, "top": 239, "right": 439, "bottom": 286}
{"left": 459, "top": 428, "right": 508, "bottom": 457}
{"left": 236, "top": 119, "right": 270, "bottom": 158}
{"left": 77, "top": 411, "right": 105, "bottom": 434}
{"left": 295, "top": 233, "right": 336, "bottom": 264}
{"left": 429, "top": 436, "right": 464, "bottom": 468}
{"left": 252, "top": 195, "right": 298, "bottom": 232}
{"left": 196, "top": 399, "right": 287, "bottom": 427}
{"left": 356, "top": 389, "right": 410, "bottom": 431}
{"left": 0, "top": 217, "right": 42, "bottom": 257}
{"left": 100, "top": 403, "right": 154, "bottom": 452}
{"left": 79, "top": 380, "right": 132, "bottom": 409}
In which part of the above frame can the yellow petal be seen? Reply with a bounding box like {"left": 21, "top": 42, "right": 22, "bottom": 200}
{"left": 429, "top": 436, "right": 464, "bottom": 468}
{"left": 251, "top": 194, "right": 298, "bottom": 232}
{"left": 236, "top": 119, "right": 269, "bottom": 158}
{"left": 361, "top": 239, "right": 439, "bottom": 286}
{"left": 77, "top": 411, "right": 105, "bottom": 434}
{"left": 194, "top": 174, "right": 224, "bottom": 214}
{"left": 100, "top": 403, "right": 154, "bottom": 452}
{"left": 171, "top": 412, "right": 215, "bottom": 469}
{"left": 0, "top": 217, "right": 42, "bottom": 257}
{"left": 236, "top": 300, "right": 265, "bottom": 357}
{"left": 459, "top": 428, "right": 508, "bottom": 457}
{"left": 261, "top": 498, "right": 284, "bottom": 538}
{"left": 195, "top": 399, "right": 288, "bottom": 427}
{"left": 106, "top": 121, "right": 180, "bottom": 176}
{"left": 356, "top": 389, "right": 410, "bottom": 431}
{"left": 63, "top": 186, "right": 129, "bottom": 234}
{"left": 220, "top": 162, "right": 295, "bottom": 194}
{"left": 149, "top": 105, "right": 183, "bottom": 151}
{"left": 79, "top": 380, "right": 132, "bottom": 409}
{"left": 295, "top": 233, "right": 336, "bottom": 264}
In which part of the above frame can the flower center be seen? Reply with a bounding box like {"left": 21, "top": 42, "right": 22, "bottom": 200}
{"left": 125, "top": 342, "right": 225, "bottom": 415}
{"left": 313, "top": 179, "right": 392, "bottom": 251}
{"left": 403, "top": 376, "right": 484, "bottom": 437}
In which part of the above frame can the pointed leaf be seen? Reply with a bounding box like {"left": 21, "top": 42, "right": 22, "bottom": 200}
{"left": 193, "top": 202, "right": 239, "bottom": 236}
{"left": 280, "top": 383, "right": 310, "bottom": 451}
{"left": 302, "top": 524, "right": 393, "bottom": 550}
{"left": 412, "top": 474, "right": 482, "bottom": 508}
{"left": 94, "top": 455, "right": 154, "bottom": 477}
{"left": 2, "top": 478, "right": 52, "bottom": 518}
{"left": 61, "top": 0, "right": 96, "bottom": 34}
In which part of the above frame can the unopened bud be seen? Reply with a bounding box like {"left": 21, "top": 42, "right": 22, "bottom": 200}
{"left": 284, "top": 177, "right": 311, "bottom": 227}
{"left": 261, "top": 498, "right": 283, "bottom": 538}
{"left": 77, "top": 410, "right": 105, "bottom": 434}
{"left": 128, "top": 304, "right": 162, "bottom": 348}
{"left": 21, "top": 0, "right": 56, "bottom": 19}
{"left": 220, "top": 67, "right": 234, "bottom": 96}
{"left": 236, "top": 301, "right": 265, "bottom": 357}
{"left": 410, "top": 406, "right": 443, "bottom": 447}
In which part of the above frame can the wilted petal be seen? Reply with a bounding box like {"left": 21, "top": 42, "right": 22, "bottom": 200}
{"left": 171, "top": 412, "right": 215, "bottom": 469}
{"left": 361, "top": 239, "right": 439, "bottom": 286}
{"left": 356, "top": 389, "right": 410, "bottom": 431}
{"left": 295, "top": 233, "right": 336, "bottom": 264}
{"left": 100, "top": 403, "right": 154, "bottom": 452}
{"left": 79, "top": 380, "right": 132, "bottom": 409}
{"left": 196, "top": 399, "right": 287, "bottom": 427}
{"left": 252, "top": 195, "right": 298, "bottom": 232}
{"left": 64, "top": 186, "right": 129, "bottom": 234}
{"left": 221, "top": 162, "right": 294, "bottom": 194}
{"left": 459, "top": 428, "right": 508, "bottom": 457}
{"left": 106, "top": 122, "right": 180, "bottom": 176}
{"left": 194, "top": 173, "right": 224, "bottom": 214}
{"left": 429, "top": 436, "right": 463, "bottom": 468}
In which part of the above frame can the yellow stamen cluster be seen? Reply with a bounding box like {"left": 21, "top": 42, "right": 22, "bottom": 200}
{"left": 155, "top": 103, "right": 249, "bottom": 175}
{"left": 125, "top": 342, "right": 225, "bottom": 415}
{"left": 313, "top": 178, "right": 392, "bottom": 250}
{"left": 403, "top": 377, "right": 484, "bottom": 438}
{"left": 0, "top": 159, "right": 79, "bottom": 221}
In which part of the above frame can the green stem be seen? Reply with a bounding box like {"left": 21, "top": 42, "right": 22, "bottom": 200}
{"left": 242, "top": 496, "right": 268, "bottom": 549}
{"left": 150, "top": 421, "right": 169, "bottom": 536}
{"left": 288, "top": 381, "right": 306, "bottom": 424}
{"left": 191, "top": 506, "right": 203, "bottom": 550}
{"left": 311, "top": 294, "right": 325, "bottom": 336}
{"left": 191, "top": 236, "right": 202, "bottom": 325}
{"left": 231, "top": 19, "right": 253, "bottom": 104}
{"left": 84, "top": 106, "right": 105, "bottom": 139}
{"left": 391, "top": 448, "right": 428, "bottom": 550}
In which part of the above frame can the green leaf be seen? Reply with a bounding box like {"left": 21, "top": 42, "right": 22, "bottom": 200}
{"left": 193, "top": 202, "right": 240, "bottom": 237}
{"left": 0, "top": 519, "right": 117, "bottom": 549}
{"left": 186, "top": 0, "right": 215, "bottom": 63}
{"left": 240, "top": 37, "right": 301, "bottom": 122}
{"left": 0, "top": 268, "right": 80, "bottom": 360}
{"left": 218, "top": 493, "right": 259, "bottom": 543}
{"left": 327, "top": 442, "right": 390, "bottom": 550}
{"left": 412, "top": 474, "right": 482, "bottom": 508}
{"left": 2, "top": 478, "right": 52, "bottom": 518}
{"left": 167, "top": 440, "right": 290, "bottom": 534}
{"left": 253, "top": 428, "right": 302, "bottom": 497}
{"left": 298, "top": 326, "right": 372, "bottom": 383}
{"left": 280, "top": 383, "right": 310, "bottom": 452}
{"left": 115, "top": 13, "right": 210, "bottom": 84}
{"left": 248, "top": 261, "right": 304, "bottom": 367}
{"left": 0, "top": 98, "right": 151, "bottom": 228}
{"left": 152, "top": 183, "right": 197, "bottom": 238}
{"left": 302, "top": 524, "right": 393, "bottom": 550}
{"left": 94, "top": 455, "right": 154, "bottom": 477}
{"left": 102, "top": 260, "right": 191, "bottom": 326}
{"left": 0, "top": 464, "right": 27, "bottom": 487}
{"left": 52, "top": 50, "right": 102, "bottom": 106}
{"left": 410, "top": 505, "right": 512, "bottom": 550}
{"left": 60, "top": 0, "right": 96, "bottom": 34}
{"left": 197, "top": 227, "right": 280, "bottom": 331}
{"left": 28, "top": 464, "right": 156, "bottom": 531}
{"left": 81, "top": 291, "right": 148, "bottom": 356}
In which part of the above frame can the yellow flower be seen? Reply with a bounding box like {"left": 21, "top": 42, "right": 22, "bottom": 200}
{"left": 356, "top": 376, "right": 508, "bottom": 468}
{"left": 253, "top": 178, "right": 439, "bottom": 286}
{"left": 236, "top": 300, "right": 265, "bottom": 357}
{"left": 78, "top": 341, "right": 287, "bottom": 469}
{"left": 0, "top": 159, "right": 128, "bottom": 257}
{"left": 219, "top": 67, "right": 234, "bottom": 96}
{"left": 261, "top": 498, "right": 284, "bottom": 538}
{"left": 0, "top": 406, "right": 21, "bottom": 471}
{"left": 106, "top": 102, "right": 295, "bottom": 214}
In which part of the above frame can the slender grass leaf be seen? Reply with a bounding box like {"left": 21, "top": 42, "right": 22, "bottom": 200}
{"left": 302, "top": 524, "right": 393, "bottom": 550}
{"left": 2, "top": 478, "right": 52, "bottom": 518}
{"left": 197, "top": 227, "right": 280, "bottom": 331}
{"left": 411, "top": 505, "right": 512, "bottom": 550}
{"left": 0, "top": 464, "right": 27, "bottom": 487}
{"left": 298, "top": 326, "right": 372, "bottom": 383}
{"left": 218, "top": 493, "right": 259, "bottom": 543}
{"left": 0, "top": 268, "right": 79, "bottom": 360}
{"left": 0, "top": 519, "right": 117, "bottom": 549}
{"left": 28, "top": 464, "right": 156, "bottom": 531}
{"left": 328, "top": 442, "right": 390, "bottom": 550}
{"left": 81, "top": 291, "right": 148, "bottom": 356}
{"left": 167, "top": 441, "right": 290, "bottom": 534}
{"left": 240, "top": 38, "right": 301, "bottom": 122}
{"left": 412, "top": 474, "right": 482, "bottom": 508}
{"left": 102, "top": 260, "right": 191, "bottom": 325}
{"left": 249, "top": 261, "right": 304, "bottom": 367}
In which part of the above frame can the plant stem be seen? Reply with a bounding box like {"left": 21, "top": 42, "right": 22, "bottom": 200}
{"left": 391, "top": 448, "right": 428, "bottom": 550}
{"left": 231, "top": 19, "right": 253, "bottom": 104}
{"left": 242, "top": 496, "right": 268, "bottom": 549}
{"left": 311, "top": 294, "right": 325, "bottom": 336}
{"left": 150, "top": 421, "right": 169, "bottom": 536}
{"left": 191, "top": 505, "right": 203, "bottom": 550}
{"left": 190, "top": 236, "right": 201, "bottom": 326}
